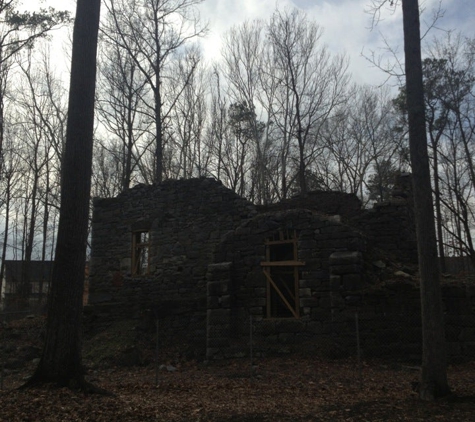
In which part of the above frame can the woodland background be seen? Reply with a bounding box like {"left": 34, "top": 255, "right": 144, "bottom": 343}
{"left": 0, "top": 0, "right": 474, "bottom": 295}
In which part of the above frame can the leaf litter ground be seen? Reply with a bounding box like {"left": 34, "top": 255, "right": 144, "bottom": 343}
{"left": 1, "top": 317, "right": 475, "bottom": 421}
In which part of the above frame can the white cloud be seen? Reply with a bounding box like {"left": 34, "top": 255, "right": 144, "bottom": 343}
{"left": 304, "top": 0, "right": 399, "bottom": 86}
{"left": 19, "top": 0, "right": 75, "bottom": 12}
{"left": 198, "top": 0, "right": 474, "bottom": 89}
{"left": 18, "top": 0, "right": 475, "bottom": 89}
{"left": 199, "top": 0, "right": 402, "bottom": 87}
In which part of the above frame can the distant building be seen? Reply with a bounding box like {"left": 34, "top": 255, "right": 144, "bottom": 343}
{"left": 1, "top": 260, "right": 53, "bottom": 311}
{"left": 1, "top": 260, "right": 90, "bottom": 312}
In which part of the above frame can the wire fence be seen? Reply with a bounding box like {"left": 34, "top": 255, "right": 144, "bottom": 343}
{"left": 1, "top": 308, "right": 474, "bottom": 390}
{"left": 201, "top": 310, "right": 473, "bottom": 383}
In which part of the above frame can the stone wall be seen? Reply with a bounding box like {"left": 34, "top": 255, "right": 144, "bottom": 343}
{"left": 351, "top": 174, "right": 417, "bottom": 264}
{"left": 87, "top": 178, "right": 256, "bottom": 350}
{"left": 207, "top": 261, "right": 475, "bottom": 361}
{"left": 258, "top": 174, "right": 417, "bottom": 264}
{"left": 88, "top": 176, "right": 475, "bottom": 362}
{"left": 443, "top": 257, "right": 475, "bottom": 275}
{"left": 353, "top": 281, "right": 475, "bottom": 362}
{"left": 206, "top": 209, "right": 366, "bottom": 359}
{"left": 442, "top": 283, "right": 475, "bottom": 360}
{"left": 351, "top": 199, "right": 417, "bottom": 264}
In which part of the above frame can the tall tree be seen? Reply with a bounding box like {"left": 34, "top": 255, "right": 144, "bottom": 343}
{"left": 0, "top": 127, "right": 21, "bottom": 304}
{"left": 206, "top": 67, "right": 228, "bottom": 182}
{"left": 27, "top": 0, "right": 101, "bottom": 389}
{"left": 267, "top": 8, "right": 349, "bottom": 195}
{"left": 217, "top": 101, "right": 264, "bottom": 197}
{"left": 420, "top": 58, "right": 449, "bottom": 272}
{"left": 401, "top": 0, "right": 450, "bottom": 399}
{"left": 171, "top": 50, "right": 210, "bottom": 178}
{"left": 102, "top": 0, "right": 206, "bottom": 183}
{"left": 221, "top": 21, "right": 276, "bottom": 204}
{"left": 96, "top": 11, "right": 151, "bottom": 192}
{"left": 0, "top": 0, "right": 70, "bottom": 169}
{"left": 430, "top": 34, "right": 475, "bottom": 265}
{"left": 321, "top": 85, "right": 405, "bottom": 201}
{"left": 10, "top": 52, "right": 63, "bottom": 305}
{"left": 369, "top": 0, "right": 451, "bottom": 400}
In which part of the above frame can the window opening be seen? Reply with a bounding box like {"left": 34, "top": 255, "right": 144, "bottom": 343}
{"left": 132, "top": 230, "right": 150, "bottom": 275}
{"left": 261, "top": 230, "right": 304, "bottom": 318}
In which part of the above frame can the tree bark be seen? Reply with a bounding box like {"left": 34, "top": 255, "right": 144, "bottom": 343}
{"left": 27, "top": 0, "right": 101, "bottom": 389}
{"left": 401, "top": 0, "right": 450, "bottom": 400}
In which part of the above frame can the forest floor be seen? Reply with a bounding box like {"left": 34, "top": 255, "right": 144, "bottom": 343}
{"left": 1, "top": 316, "right": 475, "bottom": 421}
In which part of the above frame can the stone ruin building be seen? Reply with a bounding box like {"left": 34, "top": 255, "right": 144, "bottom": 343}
{"left": 87, "top": 175, "right": 475, "bottom": 361}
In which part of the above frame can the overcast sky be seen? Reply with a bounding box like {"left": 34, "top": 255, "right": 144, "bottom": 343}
{"left": 21, "top": 0, "right": 475, "bottom": 87}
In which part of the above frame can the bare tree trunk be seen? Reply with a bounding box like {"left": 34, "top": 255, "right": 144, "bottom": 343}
{"left": 20, "top": 159, "right": 39, "bottom": 306}
{"left": 27, "top": 0, "right": 102, "bottom": 390}
{"left": 0, "top": 46, "right": 4, "bottom": 172}
{"left": 432, "top": 148, "right": 446, "bottom": 273}
{"left": 401, "top": 0, "right": 450, "bottom": 400}
{"left": 0, "top": 169, "right": 12, "bottom": 303}
{"left": 40, "top": 159, "right": 51, "bottom": 307}
{"left": 154, "top": 72, "right": 163, "bottom": 183}
{"left": 123, "top": 118, "right": 134, "bottom": 190}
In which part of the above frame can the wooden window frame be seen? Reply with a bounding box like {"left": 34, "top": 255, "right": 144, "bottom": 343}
{"left": 261, "top": 230, "right": 304, "bottom": 319}
{"left": 132, "top": 230, "right": 150, "bottom": 276}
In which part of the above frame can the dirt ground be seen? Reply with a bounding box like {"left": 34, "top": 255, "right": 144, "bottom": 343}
{"left": 1, "top": 316, "right": 475, "bottom": 421}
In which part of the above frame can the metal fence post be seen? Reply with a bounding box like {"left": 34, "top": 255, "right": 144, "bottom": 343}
{"left": 1, "top": 311, "right": 4, "bottom": 390}
{"left": 250, "top": 313, "right": 253, "bottom": 380}
{"left": 155, "top": 316, "right": 159, "bottom": 387}
{"left": 355, "top": 309, "right": 362, "bottom": 387}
